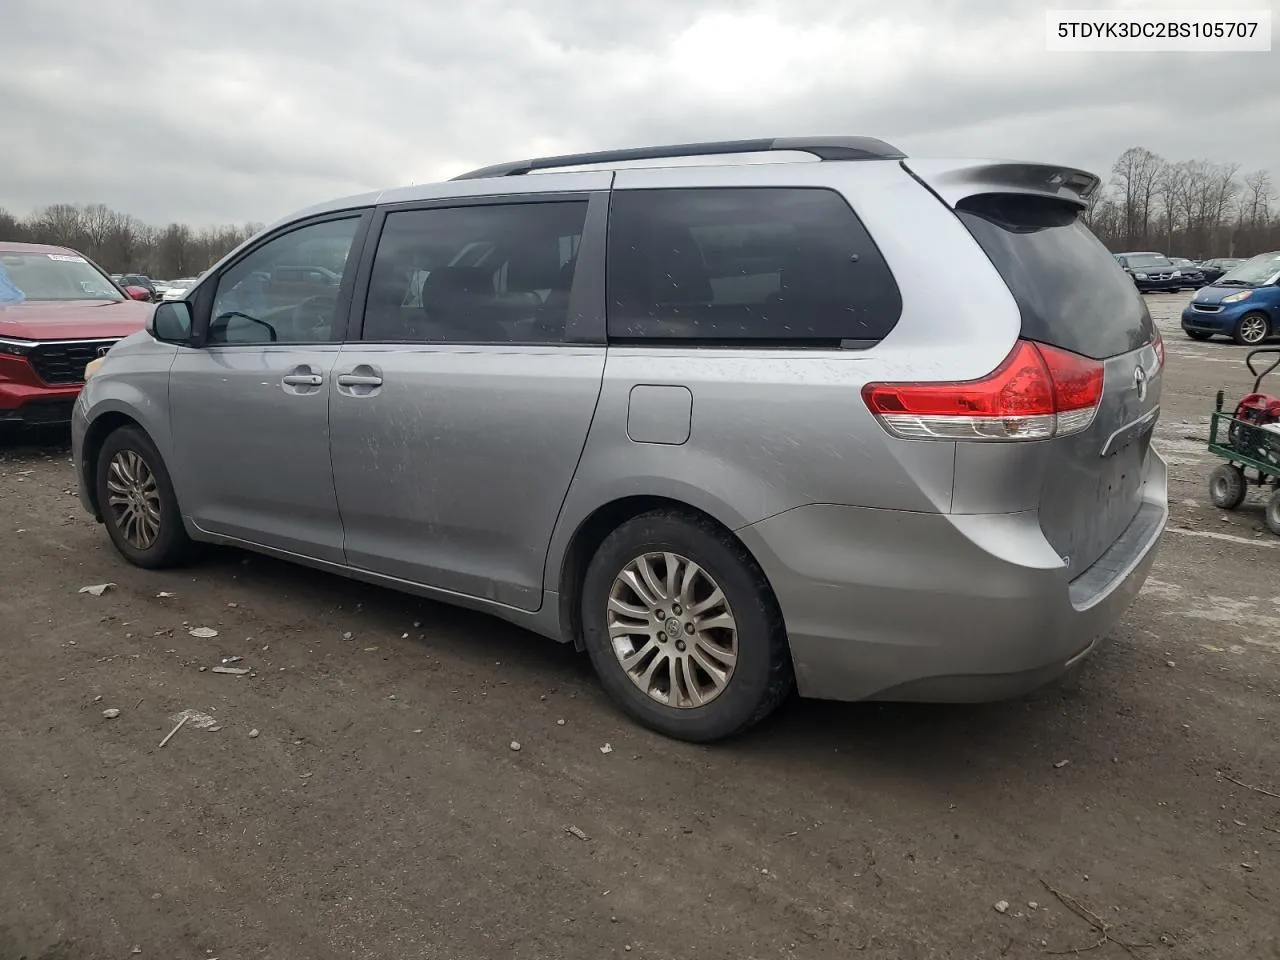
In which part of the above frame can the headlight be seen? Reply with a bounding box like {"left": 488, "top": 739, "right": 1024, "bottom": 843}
{"left": 1223, "top": 290, "right": 1253, "bottom": 303}
{"left": 84, "top": 356, "right": 105, "bottom": 380}
{"left": 1134, "top": 272, "right": 1149, "bottom": 280}
{"left": 0, "top": 336, "right": 35, "bottom": 358}
{"left": 1172, "top": 270, "right": 1182, "bottom": 277}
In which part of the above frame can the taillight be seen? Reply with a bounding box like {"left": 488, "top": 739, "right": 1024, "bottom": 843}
{"left": 861, "top": 339, "right": 1104, "bottom": 441}
{"left": 1152, "top": 329, "right": 1164, "bottom": 371}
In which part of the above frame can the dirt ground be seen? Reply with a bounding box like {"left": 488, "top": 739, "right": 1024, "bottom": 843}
{"left": 2, "top": 292, "right": 1278, "bottom": 960}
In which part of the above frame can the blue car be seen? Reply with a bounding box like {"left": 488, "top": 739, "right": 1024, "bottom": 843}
{"left": 1181, "top": 251, "right": 1280, "bottom": 345}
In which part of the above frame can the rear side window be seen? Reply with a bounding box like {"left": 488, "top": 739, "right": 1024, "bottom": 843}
{"left": 956, "top": 195, "right": 1154, "bottom": 360}
{"left": 606, "top": 187, "right": 901, "bottom": 345}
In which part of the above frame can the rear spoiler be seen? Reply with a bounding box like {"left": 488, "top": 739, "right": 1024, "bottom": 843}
{"left": 902, "top": 159, "right": 1101, "bottom": 210}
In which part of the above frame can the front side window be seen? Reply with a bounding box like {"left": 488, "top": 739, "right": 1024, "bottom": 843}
{"left": 605, "top": 187, "right": 902, "bottom": 345}
{"left": 361, "top": 200, "right": 588, "bottom": 344}
{"left": 0, "top": 251, "right": 122, "bottom": 302}
{"left": 209, "top": 217, "right": 360, "bottom": 345}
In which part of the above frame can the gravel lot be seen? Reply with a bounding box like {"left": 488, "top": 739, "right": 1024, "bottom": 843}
{"left": 2, "top": 292, "right": 1278, "bottom": 960}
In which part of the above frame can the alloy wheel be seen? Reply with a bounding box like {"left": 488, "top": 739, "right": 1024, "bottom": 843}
{"left": 1240, "top": 315, "right": 1268, "bottom": 344}
{"left": 606, "top": 552, "right": 738, "bottom": 708}
{"left": 106, "top": 450, "right": 162, "bottom": 550}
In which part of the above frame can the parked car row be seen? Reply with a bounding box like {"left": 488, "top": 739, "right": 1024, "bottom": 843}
{"left": 1112, "top": 252, "right": 1248, "bottom": 293}
{"left": 107, "top": 273, "right": 201, "bottom": 303}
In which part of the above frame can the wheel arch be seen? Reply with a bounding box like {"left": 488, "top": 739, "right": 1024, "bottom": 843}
{"left": 554, "top": 494, "right": 781, "bottom": 652}
{"left": 81, "top": 410, "right": 153, "bottom": 519}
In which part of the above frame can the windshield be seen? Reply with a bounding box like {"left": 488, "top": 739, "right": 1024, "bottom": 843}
{"left": 1218, "top": 252, "right": 1280, "bottom": 286}
{"left": 0, "top": 251, "right": 123, "bottom": 302}
{"left": 1124, "top": 255, "right": 1172, "bottom": 269}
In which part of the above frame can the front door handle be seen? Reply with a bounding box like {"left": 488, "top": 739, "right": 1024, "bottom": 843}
{"left": 336, "top": 374, "right": 383, "bottom": 387}
{"left": 281, "top": 364, "right": 324, "bottom": 395}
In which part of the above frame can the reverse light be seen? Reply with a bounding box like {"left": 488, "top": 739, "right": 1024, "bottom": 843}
{"left": 1222, "top": 290, "right": 1253, "bottom": 303}
{"left": 862, "top": 340, "right": 1105, "bottom": 442}
{"left": 84, "top": 356, "right": 105, "bottom": 380}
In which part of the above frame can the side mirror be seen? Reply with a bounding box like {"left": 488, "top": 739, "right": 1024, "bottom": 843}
{"left": 149, "top": 300, "right": 195, "bottom": 345}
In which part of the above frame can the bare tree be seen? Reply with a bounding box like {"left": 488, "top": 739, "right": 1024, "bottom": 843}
{"left": 1155, "top": 162, "right": 1187, "bottom": 251}
{"left": 1111, "top": 147, "right": 1164, "bottom": 249}
{"left": 1244, "top": 170, "right": 1273, "bottom": 227}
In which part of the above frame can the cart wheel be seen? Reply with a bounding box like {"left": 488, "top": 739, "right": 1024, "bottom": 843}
{"left": 1266, "top": 488, "right": 1280, "bottom": 536}
{"left": 1209, "top": 464, "right": 1247, "bottom": 510}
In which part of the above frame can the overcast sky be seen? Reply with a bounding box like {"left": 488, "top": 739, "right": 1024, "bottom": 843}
{"left": 2, "top": 0, "right": 1277, "bottom": 227}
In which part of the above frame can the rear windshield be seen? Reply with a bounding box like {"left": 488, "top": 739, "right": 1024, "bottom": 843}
{"left": 956, "top": 195, "right": 1154, "bottom": 360}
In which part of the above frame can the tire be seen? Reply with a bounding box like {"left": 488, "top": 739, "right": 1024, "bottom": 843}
{"left": 1233, "top": 312, "right": 1270, "bottom": 346}
{"left": 1266, "top": 488, "right": 1280, "bottom": 537}
{"left": 1259, "top": 491, "right": 1280, "bottom": 537}
{"left": 1208, "top": 463, "right": 1247, "bottom": 510}
{"left": 95, "top": 425, "right": 193, "bottom": 568}
{"left": 580, "top": 510, "right": 793, "bottom": 742}
{"left": 1185, "top": 330, "right": 1213, "bottom": 341}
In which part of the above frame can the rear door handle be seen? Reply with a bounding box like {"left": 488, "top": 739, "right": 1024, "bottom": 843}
{"left": 282, "top": 373, "right": 323, "bottom": 387}
{"left": 336, "top": 374, "right": 383, "bottom": 387}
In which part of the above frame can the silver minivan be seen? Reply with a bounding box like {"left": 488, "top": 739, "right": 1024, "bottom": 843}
{"left": 72, "top": 137, "right": 1167, "bottom": 741}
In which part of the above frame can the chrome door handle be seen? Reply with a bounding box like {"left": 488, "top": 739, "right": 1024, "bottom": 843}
{"left": 336, "top": 374, "right": 383, "bottom": 387}
{"left": 282, "top": 373, "right": 323, "bottom": 387}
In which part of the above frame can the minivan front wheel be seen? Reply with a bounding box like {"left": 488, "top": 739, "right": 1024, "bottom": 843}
{"left": 1234, "top": 312, "right": 1270, "bottom": 346}
{"left": 580, "top": 511, "right": 792, "bottom": 741}
{"left": 96, "top": 426, "right": 192, "bottom": 569}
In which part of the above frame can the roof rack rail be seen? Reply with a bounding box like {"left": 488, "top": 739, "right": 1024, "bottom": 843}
{"left": 449, "top": 136, "right": 906, "bottom": 181}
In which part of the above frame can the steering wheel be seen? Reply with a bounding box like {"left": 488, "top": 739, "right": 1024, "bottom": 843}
{"left": 293, "top": 295, "right": 335, "bottom": 336}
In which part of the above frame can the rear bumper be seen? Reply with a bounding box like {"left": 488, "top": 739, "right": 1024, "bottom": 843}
{"left": 737, "top": 451, "right": 1168, "bottom": 703}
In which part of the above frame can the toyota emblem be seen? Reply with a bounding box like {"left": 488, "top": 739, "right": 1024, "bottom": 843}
{"left": 1134, "top": 364, "right": 1148, "bottom": 401}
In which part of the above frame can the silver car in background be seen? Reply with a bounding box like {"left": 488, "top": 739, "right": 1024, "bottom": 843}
{"left": 72, "top": 137, "right": 1167, "bottom": 741}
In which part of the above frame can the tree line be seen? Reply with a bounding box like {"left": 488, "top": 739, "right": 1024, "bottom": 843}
{"left": 4, "top": 145, "right": 1277, "bottom": 278}
{"left": 1084, "top": 146, "right": 1277, "bottom": 259}
{"left": 0, "top": 203, "right": 262, "bottom": 281}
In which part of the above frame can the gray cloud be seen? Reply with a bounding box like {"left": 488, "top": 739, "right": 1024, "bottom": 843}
{"left": 2, "top": 0, "right": 1277, "bottom": 226}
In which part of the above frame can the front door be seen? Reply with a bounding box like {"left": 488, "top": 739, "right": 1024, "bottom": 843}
{"left": 168, "top": 212, "right": 369, "bottom": 562}
{"left": 329, "top": 193, "right": 607, "bottom": 610}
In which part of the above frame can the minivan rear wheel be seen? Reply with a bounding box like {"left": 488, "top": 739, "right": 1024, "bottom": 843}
{"left": 1233, "top": 312, "right": 1270, "bottom": 346}
{"left": 96, "top": 426, "right": 193, "bottom": 569}
{"left": 580, "top": 511, "right": 792, "bottom": 742}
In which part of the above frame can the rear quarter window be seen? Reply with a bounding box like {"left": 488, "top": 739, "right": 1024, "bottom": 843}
{"left": 956, "top": 194, "right": 1154, "bottom": 360}
{"left": 606, "top": 187, "right": 901, "bottom": 346}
